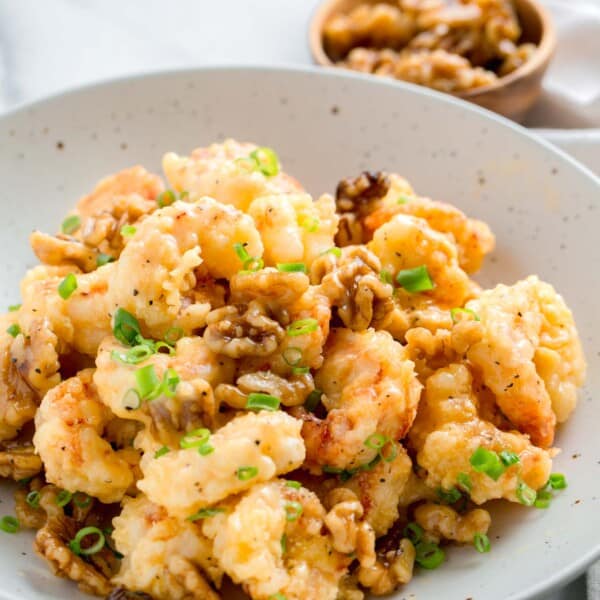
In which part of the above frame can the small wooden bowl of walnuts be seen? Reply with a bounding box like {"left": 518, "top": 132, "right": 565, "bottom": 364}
{"left": 310, "top": 0, "right": 556, "bottom": 121}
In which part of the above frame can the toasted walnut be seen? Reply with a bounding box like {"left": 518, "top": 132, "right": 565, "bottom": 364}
{"left": 34, "top": 515, "right": 114, "bottom": 596}
{"left": 337, "top": 574, "right": 365, "bottom": 600}
{"left": 107, "top": 588, "right": 153, "bottom": 600}
{"left": 499, "top": 42, "right": 537, "bottom": 76}
{"left": 357, "top": 538, "right": 415, "bottom": 595}
{"left": 0, "top": 443, "right": 42, "bottom": 480}
{"left": 30, "top": 232, "right": 99, "bottom": 273}
{"left": 230, "top": 268, "right": 310, "bottom": 307}
{"left": 14, "top": 477, "right": 46, "bottom": 529}
{"left": 414, "top": 503, "right": 491, "bottom": 543}
{"left": 204, "top": 301, "right": 285, "bottom": 358}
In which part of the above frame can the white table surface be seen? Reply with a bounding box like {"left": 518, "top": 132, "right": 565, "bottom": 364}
{"left": 0, "top": 1, "right": 594, "bottom": 598}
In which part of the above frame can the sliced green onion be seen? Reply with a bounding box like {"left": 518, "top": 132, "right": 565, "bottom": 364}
{"left": 233, "top": 242, "right": 250, "bottom": 263}
{"left": 437, "top": 487, "right": 462, "bottom": 504}
{"left": 122, "top": 388, "right": 141, "bottom": 411}
{"left": 96, "top": 253, "right": 115, "bottom": 267}
{"left": 379, "top": 270, "right": 393, "bottom": 285}
{"left": 285, "top": 480, "right": 302, "bottom": 489}
{"left": 304, "top": 389, "right": 322, "bottom": 412}
{"left": 112, "top": 308, "right": 142, "bottom": 346}
{"left": 164, "top": 327, "right": 184, "bottom": 345}
{"left": 58, "top": 273, "right": 78, "bottom": 299}
{"left": 56, "top": 490, "right": 72, "bottom": 507}
{"left": 8, "top": 304, "right": 21, "bottom": 312}
{"left": 364, "top": 433, "right": 388, "bottom": 450}
{"left": 280, "top": 533, "right": 287, "bottom": 554}
{"left": 286, "top": 318, "right": 318, "bottom": 337}
{"left": 415, "top": 541, "right": 445, "bottom": 569}
{"left": 26, "top": 491, "right": 40, "bottom": 508}
{"left": 0, "top": 516, "right": 19, "bottom": 533}
{"left": 161, "top": 368, "right": 180, "bottom": 398}
{"left": 284, "top": 501, "right": 303, "bottom": 522}
{"left": 282, "top": 346, "right": 303, "bottom": 367}
{"left": 186, "top": 508, "right": 224, "bottom": 521}
{"left": 292, "top": 366, "right": 310, "bottom": 375}
{"left": 61, "top": 215, "right": 81, "bottom": 235}
{"left": 135, "top": 364, "right": 161, "bottom": 400}
{"left": 457, "top": 472, "right": 472, "bottom": 493}
{"left": 111, "top": 344, "right": 154, "bottom": 365}
{"left": 470, "top": 447, "right": 506, "bottom": 481}
{"left": 179, "top": 190, "right": 189, "bottom": 200}
{"left": 516, "top": 481, "right": 537, "bottom": 506}
{"left": 157, "top": 190, "right": 176, "bottom": 208}
{"left": 120, "top": 225, "right": 137, "bottom": 237}
{"left": 320, "top": 247, "right": 342, "bottom": 258}
{"left": 300, "top": 216, "right": 320, "bottom": 232}
{"left": 403, "top": 522, "right": 424, "bottom": 545}
{"left": 180, "top": 428, "right": 210, "bottom": 450}
{"left": 534, "top": 489, "right": 552, "bottom": 509}
{"left": 241, "top": 257, "right": 264, "bottom": 273}
{"left": 473, "top": 532, "right": 491, "bottom": 553}
{"left": 236, "top": 466, "right": 259, "bottom": 481}
{"left": 549, "top": 473, "right": 567, "bottom": 490}
{"left": 269, "top": 594, "right": 288, "bottom": 600}
{"left": 322, "top": 465, "right": 343, "bottom": 474}
{"left": 397, "top": 194, "right": 411, "bottom": 204}
{"left": 6, "top": 323, "right": 21, "bottom": 338}
{"left": 246, "top": 393, "right": 281, "bottom": 412}
{"left": 450, "top": 307, "right": 480, "bottom": 323}
{"left": 198, "top": 443, "right": 215, "bottom": 456}
{"left": 277, "top": 262, "right": 307, "bottom": 273}
{"left": 154, "top": 446, "right": 170, "bottom": 458}
{"left": 249, "top": 147, "right": 280, "bottom": 177}
{"left": 68, "top": 526, "right": 105, "bottom": 556}
{"left": 154, "top": 341, "right": 175, "bottom": 355}
{"left": 73, "top": 492, "right": 92, "bottom": 509}
{"left": 396, "top": 265, "right": 434, "bottom": 293}
{"left": 499, "top": 450, "right": 520, "bottom": 467}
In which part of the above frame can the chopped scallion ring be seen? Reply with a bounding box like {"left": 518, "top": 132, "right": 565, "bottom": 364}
{"left": 96, "top": 253, "right": 115, "bottom": 267}
{"left": 473, "top": 532, "right": 491, "bottom": 553}
{"left": 186, "top": 508, "right": 225, "bottom": 521}
{"left": 135, "top": 364, "right": 161, "bottom": 400}
{"left": 233, "top": 242, "right": 250, "bottom": 263}
{"left": 276, "top": 262, "right": 307, "bottom": 273}
{"left": 153, "top": 341, "right": 175, "bottom": 355}
{"left": 68, "top": 526, "right": 105, "bottom": 556}
{"left": 249, "top": 147, "right": 280, "bottom": 177}
{"left": 162, "top": 368, "right": 180, "bottom": 398}
{"left": 0, "top": 516, "right": 19, "bottom": 534}
{"left": 320, "top": 247, "right": 342, "bottom": 258}
{"left": 379, "top": 270, "right": 393, "bottom": 285}
{"left": 236, "top": 466, "right": 259, "bottom": 481}
{"left": 246, "top": 393, "right": 281, "bottom": 412}
{"left": 436, "top": 487, "right": 462, "bottom": 504}
{"left": 322, "top": 466, "right": 343, "bottom": 474}
{"left": 415, "top": 541, "right": 445, "bottom": 569}
{"left": 269, "top": 594, "right": 288, "bottom": 600}
{"left": 58, "top": 273, "right": 78, "bottom": 299}
{"left": 154, "top": 446, "right": 170, "bottom": 459}
{"left": 120, "top": 225, "right": 137, "bottom": 237}
{"left": 548, "top": 473, "right": 567, "bottom": 490}
{"left": 403, "top": 522, "right": 424, "bottom": 545}
{"left": 180, "top": 428, "right": 211, "bottom": 450}
{"left": 284, "top": 501, "right": 303, "bottom": 522}
{"left": 534, "top": 489, "right": 552, "bottom": 509}
{"left": 457, "top": 472, "right": 472, "bottom": 493}
{"left": 292, "top": 366, "right": 310, "bottom": 375}
{"left": 470, "top": 447, "right": 506, "bottom": 481}
{"left": 397, "top": 194, "right": 411, "bottom": 205}
{"left": 282, "top": 347, "right": 303, "bottom": 367}
{"left": 26, "top": 491, "right": 40, "bottom": 509}
{"left": 6, "top": 323, "right": 21, "bottom": 338}
{"left": 300, "top": 216, "right": 320, "bottom": 232}
{"left": 198, "top": 443, "right": 215, "bottom": 456}
{"left": 56, "top": 490, "right": 72, "bottom": 507}
{"left": 111, "top": 344, "right": 154, "bottom": 365}
{"left": 516, "top": 480, "right": 537, "bottom": 506}
{"left": 286, "top": 318, "right": 318, "bottom": 337}
{"left": 8, "top": 304, "right": 21, "bottom": 312}
{"left": 61, "top": 215, "right": 81, "bottom": 235}
{"left": 285, "top": 480, "right": 302, "bottom": 489}
{"left": 499, "top": 450, "right": 520, "bottom": 467}
{"left": 112, "top": 308, "right": 142, "bottom": 346}
{"left": 73, "top": 492, "right": 92, "bottom": 509}
{"left": 157, "top": 190, "right": 176, "bottom": 208}
{"left": 122, "top": 388, "right": 141, "bottom": 411}
{"left": 304, "top": 389, "right": 322, "bottom": 412}
{"left": 396, "top": 265, "right": 434, "bottom": 293}
{"left": 450, "top": 307, "right": 480, "bottom": 323}
{"left": 164, "top": 327, "right": 184, "bottom": 345}
{"left": 241, "top": 257, "right": 264, "bottom": 273}
{"left": 364, "top": 433, "right": 387, "bottom": 450}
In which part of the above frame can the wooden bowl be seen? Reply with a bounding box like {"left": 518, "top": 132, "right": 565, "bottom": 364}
{"left": 309, "top": 0, "right": 556, "bottom": 122}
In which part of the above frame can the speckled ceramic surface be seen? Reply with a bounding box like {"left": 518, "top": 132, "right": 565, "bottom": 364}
{"left": 0, "top": 66, "right": 598, "bottom": 600}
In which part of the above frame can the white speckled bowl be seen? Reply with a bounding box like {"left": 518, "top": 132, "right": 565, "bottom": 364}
{"left": 0, "top": 67, "right": 598, "bottom": 600}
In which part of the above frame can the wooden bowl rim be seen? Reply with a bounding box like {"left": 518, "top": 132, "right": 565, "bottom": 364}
{"left": 308, "top": 0, "right": 556, "bottom": 98}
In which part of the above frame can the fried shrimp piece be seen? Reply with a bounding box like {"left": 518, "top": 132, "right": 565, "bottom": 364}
{"left": 137, "top": 411, "right": 305, "bottom": 519}
{"left": 109, "top": 198, "right": 263, "bottom": 338}
{"left": 247, "top": 193, "right": 339, "bottom": 267}
{"left": 465, "top": 276, "right": 585, "bottom": 446}
{"left": 301, "top": 329, "right": 421, "bottom": 473}
{"left": 33, "top": 369, "right": 136, "bottom": 503}
{"left": 111, "top": 495, "right": 221, "bottom": 600}
{"left": 414, "top": 503, "right": 491, "bottom": 544}
{"left": 412, "top": 364, "right": 552, "bottom": 504}
{"left": 163, "top": 139, "right": 303, "bottom": 212}
{"left": 201, "top": 481, "right": 349, "bottom": 600}
{"left": 368, "top": 213, "right": 475, "bottom": 308}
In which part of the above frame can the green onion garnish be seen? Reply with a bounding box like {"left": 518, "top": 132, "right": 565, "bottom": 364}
{"left": 233, "top": 242, "right": 263, "bottom": 273}
{"left": 113, "top": 308, "right": 142, "bottom": 346}
{"left": 292, "top": 366, "right": 310, "bottom": 375}
{"left": 268, "top": 594, "right": 288, "bottom": 600}
{"left": 73, "top": 492, "right": 92, "bottom": 509}
{"left": 379, "top": 270, "right": 393, "bottom": 285}
{"left": 322, "top": 465, "right": 343, "bottom": 474}
{"left": 198, "top": 443, "right": 215, "bottom": 456}
{"left": 162, "top": 368, "right": 180, "bottom": 398}
{"left": 135, "top": 364, "right": 161, "bottom": 400}
{"left": 516, "top": 480, "right": 537, "bottom": 506}
{"left": 457, "top": 472, "right": 472, "bottom": 493}
{"left": 320, "top": 247, "right": 342, "bottom": 258}
{"left": 549, "top": 473, "right": 567, "bottom": 490}
{"left": 164, "top": 327, "right": 184, "bottom": 345}
{"left": 397, "top": 194, "right": 411, "bottom": 205}
{"left": 364, "top": 433, "right": 387, "bottom": 450}
{"left": 8, "top": 304, "right": 21, "bottom": 312}
{"left": 277, "top": 262, "right": 307, "bottom": 273}
{"left": 403, "top": 522, "right": 423, "bottom": 545}
{"left": 285, "top": 480, "right": 302, "bottom": 489}
{"left": 180, "top": 428, "right": 210, "bottom": 450}
{"left": 58, "top": 273, "right": 78, "bottom": 299}
{"left": 0, "top": 516, "right": 19, "bottom": 534}
{"left": 122, "top": 388, "right": 141, "bottom": 411}
{"left": 280, "top": 533, "right": 287, "bottom": 554}
{"left": 282, "top": 346, "right": 303, "bottom": 367}
{"left": 68, "top": 526, "right": 105, "bottom": 556}
{"left": 473, "top": 532, "right": 491, "bottom": 553}
{"left": 396, "top": 265, "right": 434, "bottom": 293}
{"left": 304, "top": 389, "right": 322, "bottom": 412}
{"left": 157, "top": 190, "right": 176, "bottom": 208}
{"left": 499, "top": 450, "right": 520, "bottom": 467}
{"left": 154, "top": 446, "right": 170, "bottom": 458}
{"left": 286, "top": 318, "right": 318, "bottom": 337}
{"left": 186, "top": 508, "right": 225, "bottom": 521}
{"left": 470, "top": 447, "right": 506, "bottom": 481}
{"left": 6, "top": 324, "right": 21, "bottom": 338}
{"left": 249, "top": 147, "right": 280, "bottom": 177}
{"left": 534, "top": 489, "right": 552, "bottom": 509}
{"left": 415, "top": 541, "right": 445, "bottom": 569}
{"left": 234, "top": 242, "right": 250, "bottom": 263}
{"left": 61, "top": 215, "right": 81, "bottom": 235}
{"left": 436, "top": 487, "right": 462, "bottom": 504}
{"left": 236, "top": 466, "right": 259, "bottom": 481}
{"left": 450, "top": 307, "right": 480, "bottom": 323}
{"left": 120, "top": 225, "right": 137, "bottom": 237}
{"left": 179, "top": 190, "right": 189, "bottom": 200}
{"left": 56, "top": 490, "right": 72, "bottom": 507}
{"left": 96, "top": 253, "right": 115, "bottom": 267}
{"left": 245, "top": 393, "right": 281, "bottom": 412}
{"left": 26, "top": 491, "right": 40, "bottom": 508}
{"left": 300, "top": 216, "right": 320, "bottom": 232}
{"left": 111, "top": 344, "right": 155, "bottom": 365}
{"left": 284, "top": 501, "right": 303, "bottom": 522}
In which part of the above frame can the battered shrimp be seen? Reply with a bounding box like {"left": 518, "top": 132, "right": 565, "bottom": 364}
{"left": 201, "top": 480, "right": 349, "bottom": 600}
{"left": 33, "top": 370, "right": 136, "bottom": 503}
{"left": 108, "top": 198, "right": 263, "bottom": 339}
{"left": 465, "top": 276, "right": 585, "bottom": 446}
{"left": 301, "top": 329, "right": 421, "bottom": 472}
{"left": 112, "top": 495, "right": 221, "bottom": 600}
{"left": 137, "top": 411, "right": 305, "bottom": 519}
{"left": 163, "top": 139, "right": 303, "bottom": 212}
{"left": 247, "top": 193, "right": 339, "bottom": 267}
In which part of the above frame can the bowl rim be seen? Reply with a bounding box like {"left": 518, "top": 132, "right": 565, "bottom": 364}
{"left": 0, "top": 64, "right": 598, "bottom": 600}
{"left": 307, "top": 0, "right": 557, "bottom": 98}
